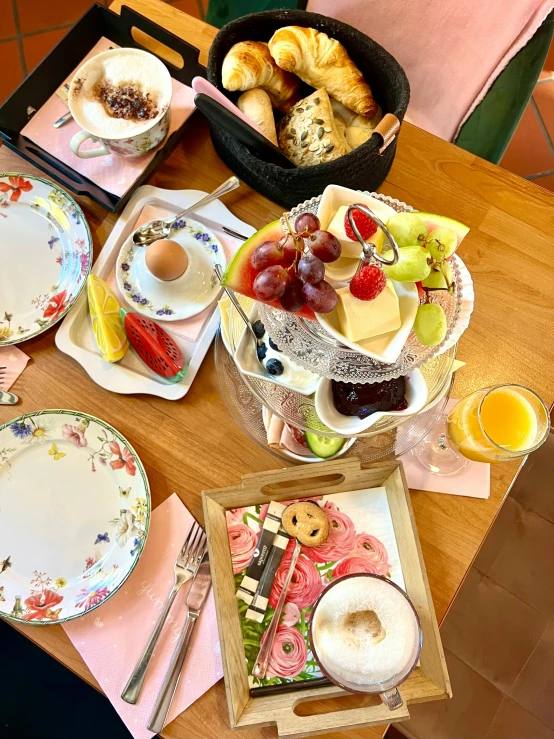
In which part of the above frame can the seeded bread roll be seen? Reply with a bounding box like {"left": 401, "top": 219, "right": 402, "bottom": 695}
{"left": 277, "top": 88, "right": 350, "bottom": 167}
{"left": 237, "top": 88, "right": 278, "bottom": 145}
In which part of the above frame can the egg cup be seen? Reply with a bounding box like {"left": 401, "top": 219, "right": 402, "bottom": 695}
{"left": 116, "top": 216, "right": 226, "bottom": 321}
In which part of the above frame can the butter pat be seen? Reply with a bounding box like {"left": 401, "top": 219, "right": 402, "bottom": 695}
{"left": 327, "top": 205, "right": 386, "bottom": 259}
{"left": 335, "top": 281, "right": 401, "bottom": 342}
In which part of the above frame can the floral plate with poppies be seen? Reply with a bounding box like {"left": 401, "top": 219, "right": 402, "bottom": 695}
{"left": 0, "top": 410, "right": 150, "bottom": 625}
{"left": 116, "top": 216, "right": 225, "bottom": 321}
{"left": 0, "top": 173, "right": 92, "bottom": 346}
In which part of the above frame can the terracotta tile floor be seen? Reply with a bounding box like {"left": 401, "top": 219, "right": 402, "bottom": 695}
{"left": 499, "top": 39, "right": 554, "bottom": 192}
{"left": 387, "top": 419, "right": 554, "bottom": 739}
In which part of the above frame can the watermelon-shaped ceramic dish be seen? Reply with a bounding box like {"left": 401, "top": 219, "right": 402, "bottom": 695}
{"left": 122, "top": 310, "right": 187, "bottom": 383}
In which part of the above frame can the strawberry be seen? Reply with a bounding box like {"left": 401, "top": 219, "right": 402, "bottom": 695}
{"left": 344, "top": 204, "right": 378, "bottom": 241}
{"left": 349, "top": 265, "right": 386, "bottom": 301}
{"left": 416, "top": 281, "right": 426, "bottom": 301}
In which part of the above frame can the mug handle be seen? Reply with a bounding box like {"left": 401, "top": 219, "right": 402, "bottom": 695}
{"left": 70, "top": 130, "right": 110, "bottom": 159}
{"left": 380, "top": 687, "right": 404, "bottom": 710}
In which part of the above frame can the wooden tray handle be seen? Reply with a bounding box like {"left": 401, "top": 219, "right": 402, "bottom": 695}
{"left": 275, "top": 700, "right": 410, "bottom": 739}
{"left": 241, "top": 458, "right": 363, "bottom": 498}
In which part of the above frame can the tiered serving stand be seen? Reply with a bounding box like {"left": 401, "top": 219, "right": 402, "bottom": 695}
{"left": 216, "top": 192, "right": 473, "bottom": 464}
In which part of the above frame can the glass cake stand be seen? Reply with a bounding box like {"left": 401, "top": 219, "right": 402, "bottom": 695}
{"left": 216, "top": 329, "right": 454, "bottom": 463}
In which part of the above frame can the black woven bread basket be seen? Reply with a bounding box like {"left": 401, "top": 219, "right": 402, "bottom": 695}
{"left": 207, "top": 9, "right": 410, "bottom": 209}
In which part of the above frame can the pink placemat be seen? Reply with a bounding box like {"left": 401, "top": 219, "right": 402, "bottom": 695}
{"left": 399, "top": 399, "right": 490, "bottom": 499}
{"left": 21, "top": 38, "right": 196, "bottom": 198}
{"left": 63, "top": 493, "right": 222, "bottom": 739}
{"left": 0, "top": 346, "right": 30, "bottom": 390}
{"left": 107, "top": 204, "right": 239, "bottom": 343}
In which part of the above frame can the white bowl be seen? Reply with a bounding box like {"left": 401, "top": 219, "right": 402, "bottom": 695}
{"left": 316, "top": 184, "right": 398, "bottom": 283}
{"left": 316, "top": 280, "right": 419, "bottom": 364}
{"left": 234, "top": 306, "right": 320, "bottom": 396}
{"left": 314, "top": 368, "right": 428, "bottom": 435}
{"left": 261, "top": 407, "right": 356, "bottom": 463}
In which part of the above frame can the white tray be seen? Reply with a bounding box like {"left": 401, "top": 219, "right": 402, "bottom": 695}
{"left": 56, "top": 185, "right": 255, "bottom": 400}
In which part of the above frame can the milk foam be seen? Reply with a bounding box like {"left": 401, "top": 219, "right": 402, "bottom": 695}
{"left": 312, "top": 577, "right": 419, "bottom": 686}
{"left": 71, "top": 49, "right": 171, "bottom": 138}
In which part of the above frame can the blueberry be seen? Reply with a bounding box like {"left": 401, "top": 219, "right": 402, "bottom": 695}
{"left": 252, "top": 320, "right": 265, "bottom": 339}
{"left": 257, "top": 343, "right": 267, "bottom": 360}
{"left": 266, "top": 358, "right": 284, "bottom": 376}
{"left": 358, "top": 406, "right": 371, "bottom": 419}
{"left": 268, "top": 337, "right": 280, "bottom": 352}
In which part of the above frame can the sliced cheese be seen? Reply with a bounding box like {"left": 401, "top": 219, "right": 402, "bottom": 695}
{"left": 335, "top": 281, "right": 401, "bottom": 343}
{"left": 327, "top": 204, "right": 386, "bottom": 259}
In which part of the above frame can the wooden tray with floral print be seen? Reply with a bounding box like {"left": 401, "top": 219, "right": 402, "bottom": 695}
{"left": 202, "top": 457, "right": 451, "bottom": 739}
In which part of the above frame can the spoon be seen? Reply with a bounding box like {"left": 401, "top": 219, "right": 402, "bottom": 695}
{"left": 214, "top": 264, "right": 267, "bottom": 375}
{"left": 132, "top": 176, "right": 240, "bottom": 247}
{"left": 252, "top": 539, "right": 302, "bottom": 680}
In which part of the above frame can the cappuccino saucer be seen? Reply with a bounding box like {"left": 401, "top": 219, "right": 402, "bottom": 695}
{"left": 116, "top": 216, "right": 226, "bottom": 321}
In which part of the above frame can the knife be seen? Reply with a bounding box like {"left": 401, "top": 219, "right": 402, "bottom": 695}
{"left": 147, "top": 553, "right": 212, "bottom": 733}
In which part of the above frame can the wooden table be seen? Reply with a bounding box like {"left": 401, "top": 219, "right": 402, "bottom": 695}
{"left": 2, "top": 1, "right": 554, "bottom": 737}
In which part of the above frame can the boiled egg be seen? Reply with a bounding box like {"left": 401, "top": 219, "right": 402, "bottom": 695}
{"left": 145, "top": 238, "right": 188, "bottom": 281}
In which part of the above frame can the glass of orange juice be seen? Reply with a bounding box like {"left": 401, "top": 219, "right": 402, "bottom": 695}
{"left": 412, "top": 384, "right": 550, "bottom": 475}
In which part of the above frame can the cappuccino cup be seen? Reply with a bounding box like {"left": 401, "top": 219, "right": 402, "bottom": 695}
{"left": 68, "top": 48, "right": 172, "bottom": 159}
{"left": 309, "top": 573, "right": 422, "bottom": 710}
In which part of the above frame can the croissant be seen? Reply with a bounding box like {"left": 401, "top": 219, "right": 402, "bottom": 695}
{"left": 268, "top": 27, "right": 378, "bottom": 118}
{"left": 221, "top": 41, "right": 300, "bottom": 112}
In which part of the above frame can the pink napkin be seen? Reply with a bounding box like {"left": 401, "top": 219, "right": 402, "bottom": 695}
{"left": 0, "top": 346, "right": 30, "bottom": 390}
{"left": 21, "top": 38, "right": 196, "bottom": 197}
{"left": 399, "top": 399, "right": 490, "bottom": 499}
{"left": 63, "top": 494, "right": 222, "bottom": 739}
{"left": 106, "top": 204, "right": 239, "bottom": 343}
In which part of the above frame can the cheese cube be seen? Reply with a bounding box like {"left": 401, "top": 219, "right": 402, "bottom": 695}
{"left": 335, "top": 281, "right": 401, "bottom": 343}
{"left": 327, "top": 205, "right": 386, "bottom": 259}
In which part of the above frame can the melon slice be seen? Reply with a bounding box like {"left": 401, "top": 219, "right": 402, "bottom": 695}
{"left": 416, "top": 213, "right": 470, "bottom": 248}
{"left": 220, "top": 220, "right": 316, "bottom": 321}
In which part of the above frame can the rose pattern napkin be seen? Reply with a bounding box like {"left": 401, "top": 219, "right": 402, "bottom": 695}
{"left": 227, "top": 488, "right": 405, "bottom": 689}
{"left": 0, "top": 346, "right": 30, "bottom": 390}
{"left": 105, "top": 203, "right": 240, "bottom": 344}
{"left": 63, "top": 493, "right": 222, "bottom": 739}
{"left": 399, "top": 398, "right": 491, "bottom": 499}
{"left": 21, "top": 37, "right": 196, "bottom": 198}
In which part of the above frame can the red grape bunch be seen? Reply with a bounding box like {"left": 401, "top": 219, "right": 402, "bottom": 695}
{"left": 250, "top": 212, "right": 342, "bottom": 314}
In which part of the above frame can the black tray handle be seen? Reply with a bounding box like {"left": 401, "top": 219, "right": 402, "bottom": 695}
{"left": 116, "top": 4, "right": 206, "bottom": 85}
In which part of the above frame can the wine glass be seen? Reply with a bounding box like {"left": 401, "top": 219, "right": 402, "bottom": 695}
{"left": 412, "top": 384, "right": 550, "bottom": 476}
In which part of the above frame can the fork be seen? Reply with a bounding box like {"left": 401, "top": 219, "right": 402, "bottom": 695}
{"left": 121, "top": 521, "right": 206, "bottom": 704}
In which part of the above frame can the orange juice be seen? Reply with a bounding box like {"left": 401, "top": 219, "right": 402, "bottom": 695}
{"left": 448, "top": 386, "right": 540, "bottom": 463}
{"left": 480, "top": 387, "right": 537, "bottom": 451}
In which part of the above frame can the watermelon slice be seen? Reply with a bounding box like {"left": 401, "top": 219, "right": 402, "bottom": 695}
{"left": 122, "top": 310, "right": 187, "bottom": 383}
{"left": 220, "top": 220, "right": 316, "bottom": 321}
{"left": 416, "top": 213, "right": 470, "bottom": 248}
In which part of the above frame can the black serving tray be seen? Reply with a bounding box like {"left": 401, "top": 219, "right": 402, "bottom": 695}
{"left": 0, "top": 3, "right": 206, "bottom": 212}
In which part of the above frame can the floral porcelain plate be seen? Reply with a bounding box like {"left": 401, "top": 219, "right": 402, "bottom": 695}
{"left": 0, "top": 173, "right": 92, "bottom": 346}
{"left": 0, "top": 410, "right": 150, "bottom": 625}
{"left": 116, "top": 216, "right": 226, "bottom": 321}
